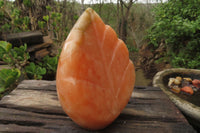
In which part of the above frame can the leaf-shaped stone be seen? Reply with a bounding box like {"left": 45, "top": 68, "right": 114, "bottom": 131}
{"left": 56, "top": 8, "right": 135, "bottom": 130}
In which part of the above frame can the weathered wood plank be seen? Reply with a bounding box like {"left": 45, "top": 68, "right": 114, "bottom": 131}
{"left": 27, "top": 42, "right": 51, "bottom": 52}
{"left": 35, "top": 48, "right": 50, "bottom": 60}
{"left": 0, "top": 80, "right": 196, "bottom": 133}
{"left": 1, "top": 31, "right": 43, "bottom": 47}
{"left": 43, "top": 36, "right": 53, "bottom": 44}
{"left": 27, "top": 36, "right": 53, "bottom": 52}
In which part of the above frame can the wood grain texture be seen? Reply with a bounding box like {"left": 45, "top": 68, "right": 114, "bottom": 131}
{"left": 27, "top": 36, "right": 53, "bottom": 52}
{"left": 1, "top": 31, "right": 43, "bottom": 47}
{"left": 0, "top": 80, "right": 196, "bottom": 133}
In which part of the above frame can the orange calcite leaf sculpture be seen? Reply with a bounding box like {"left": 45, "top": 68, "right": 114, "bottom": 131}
{"left": 56, "top": 8, "right": 135, "bottom": 130}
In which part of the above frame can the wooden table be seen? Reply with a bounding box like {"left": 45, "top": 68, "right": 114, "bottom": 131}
{"left": 0, "top": 80, "right": 196, "bottom": 133}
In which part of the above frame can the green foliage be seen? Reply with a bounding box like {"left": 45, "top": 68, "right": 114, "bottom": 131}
{"left": 46, "top": 5, "right": 52, "bottom": 11}
{"left": 0, "top": 0, "right": 4, "bottom": 8}
{"left": 42, "top": 55, "right": 58, "bottom": 75}
{"left": 25, "top": 62, "right": 46, "bottom": 80}
{"left": 23, "top": 0, "right": 32, "bottom": 7}
{"left": 91, "top": 3, "right": 118, "bottom": 29}
{"left": 0, "top": 1, "right": 30, "bottom": 33}
{"left": 38, "top": 20, "right": 46, "bottom": 29}
{"left": 0, "top": 41, "right": 59, "bottom": 80}
{"left": 22, "top": 16, "right": 30, "bottom": 30}
{"left": 49, "top": 11, "right": 64, "bottom": 39}
{"left": 40, "top": 6, "right": 69, "bottom": 41}
{"left": 0, "top": 41, "right": 30, "bottom": 70}
{"left": 43, "top": 15, "right": 49, "bottom": 22}
{"left": 127, "top": 44, "right": 138, "bottom": 52}
{"left": 0, "top": 41, "right": 12, "bottom": 53}
{"left": 0, "top": 24, "right": 11, "bottom": 32}
{"left": 0, "top": 68, "right": 21, "bottom": 93}
{"left": 73, "top": 15, "right": 79, "bottom": 21}
{"left": 147, "top": 0, "right": 200, "bottom": 69}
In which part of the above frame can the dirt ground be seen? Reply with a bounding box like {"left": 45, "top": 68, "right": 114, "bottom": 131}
{"left": 129, "top": 43, "right": 171, "bottom": 86}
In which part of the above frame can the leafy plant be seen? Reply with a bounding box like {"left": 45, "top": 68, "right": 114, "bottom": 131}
{"left": 0, "top": 41, "right": 12, "bottom": 56}
{"left": 0, "top": 1, "right": 30, "bottom": 33}
{"left": 146, "top": 0, "right": 200, "bottom": 69}
{"left": 0, "top": 68, "right": 21, "bottom": 93}
{"left": 46, "top": 5, "right": 52, "bottom": 11}
{"left": 25, "top": 62, "right": 46, "bottom": 80}
{"left": 0, "top": 41, "right": 30, "bottom": 70}
{"left": 38, "top": 20, "right": 46, "bottom": 29}
{"left": 0, "top": 0, "right": 4, "bottom": 8}
{"left": 42, "top": 55, "right": 58, "bottom": 75}
{"left": 23, "top": 0, "right": 32, "bottom": 7}
{"left": 43, "top": 15, "right": 49, "bottom": 22}
{"left": 40, "top": 5, "right": 70, "bottom": 42}
{"left": 127, "top": 44, "right": 138, "bottom": 52}
{"left": 0, "top": 41, "right": 58, "bottom": 80}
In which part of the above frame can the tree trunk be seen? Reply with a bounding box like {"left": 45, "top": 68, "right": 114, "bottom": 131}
{"left": 98, "top": 0, "right": 104, "bottom": 16}
{"left": 62, "top": 0, "right": 67, "bottom": 40}
{"left": 81, "top": 0, "right": 85, "bottom": 12}
{"left": 117, "top": 0, "right": 120, "bottom": 35}
{"left": 118, "top": 0, "right": 135, "bottom": 43}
